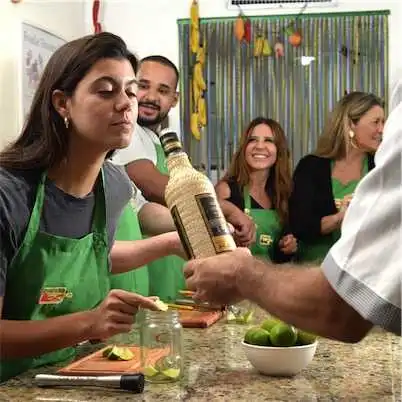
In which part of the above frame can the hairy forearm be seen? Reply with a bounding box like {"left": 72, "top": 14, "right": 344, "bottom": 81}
{"left": 240, "top": 260, "right": 372, "bottom": 342}
{"left": 110, "top": 234, "right": 178, "bottom": 274}
{"left": 138, "top": 203, "right": 176, "bottom": 236}
{"left": 321, "top": 212, "right": 343, "bottom": 235}
{"left": 0, "top": 311, "right": 94, "bottom": 358}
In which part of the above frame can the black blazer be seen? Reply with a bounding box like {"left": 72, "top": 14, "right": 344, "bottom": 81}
{"left": 288, "top": 154, "right": 375, "bottom": 243}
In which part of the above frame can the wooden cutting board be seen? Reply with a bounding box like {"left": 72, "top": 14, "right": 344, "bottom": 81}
{"left": 58, "top": 346, "right": 167, "bottom": 376}
{"left": 179, "top": 310, "right": 222, "bottom": 328}
{"left": 58, "top": 312, "right": 222, "bottom": 375}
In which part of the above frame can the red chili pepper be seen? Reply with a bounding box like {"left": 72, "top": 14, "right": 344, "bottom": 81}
{"left": 92, "top": 0, "right": 102, "bottom": 34}
{"left": 244, "top": 19, "right": 252, "bottom": 43}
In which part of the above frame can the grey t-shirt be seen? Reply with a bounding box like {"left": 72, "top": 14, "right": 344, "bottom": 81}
{"left": 0, "top": 161, "right": 132, "bottom": 297}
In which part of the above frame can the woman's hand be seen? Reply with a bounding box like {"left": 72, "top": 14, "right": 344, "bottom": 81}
{"left": 278, "top": 234, "right": 298, "bottom": 255}
{"left": 87, "top": 290, "right": 161, "bottom": 340}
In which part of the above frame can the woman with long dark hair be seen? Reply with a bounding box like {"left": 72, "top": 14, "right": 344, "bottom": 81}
{"left": 215, "top": 117, "right": 297, "bottom": 262}
{"left": 0, "top": 32, "right": 182, "bottom": 381}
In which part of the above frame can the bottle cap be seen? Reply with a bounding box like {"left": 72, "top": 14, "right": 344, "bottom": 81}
{"left": 159, "top": 129, "right": 183, "bottom": 156}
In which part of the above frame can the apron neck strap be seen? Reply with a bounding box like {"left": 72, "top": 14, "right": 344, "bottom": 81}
{"left": 243, "top": 185, "right": 251, "bottom": 212}
{"left": 91, "top": 169, "right": 107, "bottom": 236}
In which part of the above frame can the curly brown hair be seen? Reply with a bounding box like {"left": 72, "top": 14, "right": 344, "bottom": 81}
{"left": 223, "top": 117, "right": 292, "bottom": 224}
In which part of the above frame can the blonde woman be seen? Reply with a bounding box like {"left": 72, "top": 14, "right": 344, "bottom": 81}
{"left": 289, "top": 91, "right": 385, "bottom": 263}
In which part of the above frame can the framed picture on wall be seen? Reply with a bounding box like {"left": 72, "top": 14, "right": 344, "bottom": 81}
{"left": 21, "top": 22, "right": 66, "bottom": 123}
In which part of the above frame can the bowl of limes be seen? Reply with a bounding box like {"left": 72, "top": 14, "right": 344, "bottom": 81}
{"left": 242, "top": 317, "right": 318, "bottom": 377}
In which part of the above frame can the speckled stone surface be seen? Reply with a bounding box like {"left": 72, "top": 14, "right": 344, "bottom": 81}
{"left": 0, "top": 308, "right": 400, "bottom": 401}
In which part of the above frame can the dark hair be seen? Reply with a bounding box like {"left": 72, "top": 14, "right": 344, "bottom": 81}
{"left": 0, "top": 32, "right": 138, "bottom": 170}
{"left": 223, "top": 117, "right": 292, "bottom": 224}
{"left": 140, "top": 55, "right": 179, "bottom": 87}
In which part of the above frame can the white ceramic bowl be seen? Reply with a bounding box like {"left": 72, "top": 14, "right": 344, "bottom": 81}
{"left": 241, "top": 340, "right": 318, "bottom": 377}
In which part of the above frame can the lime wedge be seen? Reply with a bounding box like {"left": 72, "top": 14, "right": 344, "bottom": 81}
{"left": 143, "top": 365, "right": 159, "bottom": 377}
{"left": 105, "top": 346, "right": 134, "bottom": 361}
{"left": 154, "top": 299, "right": 169, "bottom": 311}
{"left": 102, "top": 346, "right": 113, "bottom": 358}
{"left": 242, "top": 309, "right": 254, "bottom": 323}
{"left": 161, "top": 368, "right": 181, "bottom": 379}
{"left": 226, "top": 311, "right": 237, "bottom": 322}
{"left": 235, "top": 309, "right": 254, "bottom": 324}
{"left": 117, "top": 347, "right": 134, "bottom": 361}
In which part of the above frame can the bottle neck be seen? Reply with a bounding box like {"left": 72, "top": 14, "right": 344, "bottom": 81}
{"left": 166, "top": 152, "right": 192, "bottom": 171}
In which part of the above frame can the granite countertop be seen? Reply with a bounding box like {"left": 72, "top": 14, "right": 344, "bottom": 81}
{"left": 1, "top": 308, "right": 400, "bottom": 402}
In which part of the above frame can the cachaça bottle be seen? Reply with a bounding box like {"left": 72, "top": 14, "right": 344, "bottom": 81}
{"left": 159, "top": 129, "right": 236, "bottom": 259}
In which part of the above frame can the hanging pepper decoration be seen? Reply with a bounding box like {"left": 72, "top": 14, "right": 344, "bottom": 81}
{"left": 286, "top": 23, "right": 302, "bottom": 47}
{"left": 244, "top": 18, "right": 252, "bottom": 43}
{"left": 234, "top": 12, "right": 245, "bottom": 42}
{"left": 93, "top": 0, "right": 102, "bottom": 34}
{"left": 274, "top": 40, "right": 285, "bottom": 58}
{"left": 284, "top": 2, "right": 306, "bottom": 48}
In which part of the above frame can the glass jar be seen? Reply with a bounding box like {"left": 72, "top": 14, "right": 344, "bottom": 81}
{"left": 226, "top": 301, "right": 255, "bottom": 325}
{"left": 140, "top": 310, "right": 183, "bottom": 383}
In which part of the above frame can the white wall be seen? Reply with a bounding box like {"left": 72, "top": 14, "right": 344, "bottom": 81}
{"left": 93, "top": 0, "right": 402, "bottom": 134}
{"left": 0, "top": 0, "right": 87, "bottom": 149}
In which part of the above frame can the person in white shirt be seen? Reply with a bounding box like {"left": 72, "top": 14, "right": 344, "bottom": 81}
{"left": 183, "top": 87, "right": 401, "bottom": 341}
{"left": 112, "top": 55, "right": 256, "bottom": 301}
{"left": 112, "top": 55, "right": 256, "bottom": 246}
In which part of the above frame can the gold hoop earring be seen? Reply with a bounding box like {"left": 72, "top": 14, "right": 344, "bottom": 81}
{"left": 64, "top": 116, "right": 69, "bottom": 129}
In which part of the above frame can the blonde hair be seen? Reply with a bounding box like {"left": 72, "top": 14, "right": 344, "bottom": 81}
{"left": 314, "top": 91, "right": 384, "bottom": 159}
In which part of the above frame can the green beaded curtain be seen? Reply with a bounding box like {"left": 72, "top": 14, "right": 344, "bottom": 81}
{"left": 178, "top": 11, "right": 389, "bottom": 180}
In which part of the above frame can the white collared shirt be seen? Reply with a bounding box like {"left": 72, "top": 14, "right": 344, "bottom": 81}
{"left": 322, "top": 102, "right": 402, "bottom": 335}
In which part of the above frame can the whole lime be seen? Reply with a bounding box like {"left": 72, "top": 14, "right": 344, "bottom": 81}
{"left": 244, "top": 326, "right": 260, "bottom": 344}
{"left": 249, "top": 328, "right": 271, "bottom": 346}
{"left": 297, "top": 330, "right": 317, "bottom": 345}
{"left": 260, "top": 317, "right": 282, "bottom": 332}
{"left": 269, "top": 323, "right": 298, "bottom": 347}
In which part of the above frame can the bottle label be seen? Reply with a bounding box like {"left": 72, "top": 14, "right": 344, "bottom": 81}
{"left": 171, "top": 206, "right": 195, "bottom": 260}
{"left": 195, "top": 194, "right": 235, "bottom": 254}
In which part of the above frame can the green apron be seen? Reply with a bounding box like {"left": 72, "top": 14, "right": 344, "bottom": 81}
{"left": 147, "top": 142, "right": 185, "bottom": 302}
{"left": 109, "top": 202, "right": 149, "bottom": 296}
{"left": 244, "top": 187, "right": 282, "bottom": 261}
{"left": 299, "top": 157, "right": 369, "bottom": 263}
{"left": 1, "top": 171, "right": 110, "bottom": 382}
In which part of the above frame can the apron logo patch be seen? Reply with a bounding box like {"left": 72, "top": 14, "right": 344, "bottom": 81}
{"left": 38, "top": 287, "right": 73, "bottom": 305}
{"left": 259, "top": 234, "right": 273, "bottom": 246}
